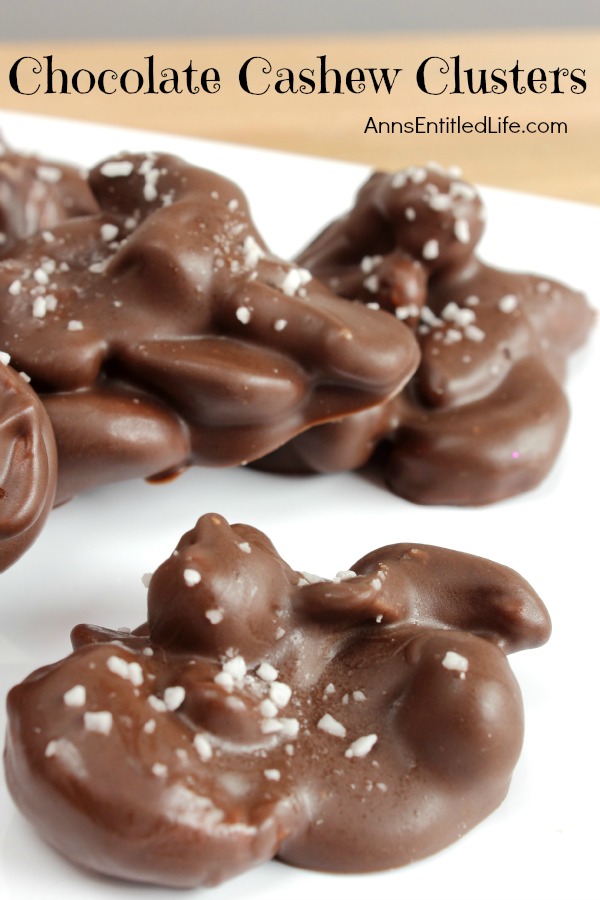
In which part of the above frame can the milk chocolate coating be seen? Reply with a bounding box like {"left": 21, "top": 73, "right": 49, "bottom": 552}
{"left": 0, "top": 138, "right": 98, "bottom": 259}
{"left": 0, "top": 152, "right": 419, "bottom": 503}
{"left": 5, "top": 513, "right": 550, "bottom": 887}
{"left": 0, "top": 359, "right": 57, "bottom": 571}
{"left": 259, "top": 166, "right": 594, "bottom": 505}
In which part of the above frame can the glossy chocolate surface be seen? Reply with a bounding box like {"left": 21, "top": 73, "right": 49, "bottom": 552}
{"left": 0, "top": 357, "right": 56, "bottom": 572}
{"left": 259, "top": 165, "right": 594, "bottom": 505}
{"left": 5, "top": 513, "right": 550, "bottom": 887}
{"left": 0, "top": 138, "right": 97, "bottom": 259}
{"left": 0, "top": 152, "right": 419, "bottom": 503}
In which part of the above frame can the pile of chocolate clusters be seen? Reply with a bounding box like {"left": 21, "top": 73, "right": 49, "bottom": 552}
{"left": 0, "top": 137, "right": 592, "bottom": 887}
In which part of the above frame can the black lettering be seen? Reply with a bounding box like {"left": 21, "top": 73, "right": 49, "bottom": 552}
{"left": 120, "top": 69, "right": 144, "bottom": 94}
{"left": 490, "top": 68, "right": 508, "bottom": 94}
{"left": 509, "top": 62, "right": 527, "bottom": 94}
{"left": 45, "top": 55, "right": 70, "bottom": 94}
{"left": 298, "top": 68, "right": 316, "bottom": 93}
{"left": 71, "top": 68, "right": 95, "bottom": 94}
{"left": 527, "top": 68, "right": 547, "bottom": 93}
{"left": 200, "top": 67, "right": 220, "bottom": 93}
{"left": 239, "top": 56, "right": 271, "bottom": 95}
{"left": 145, "top": 55, "right": 156, "bottom": 94}
{"left": 159, "top": 69, "right": 181, "bottom": 94}
{"left": 366, "top": 67, "right": 402, "bottom": 93}
{"left": 416, "top": 56, "right": 450, "bottom": 95}
{"left": 97, "top": 69, "right": 118, "bottom": 94}
{"left": 9, "top": 56, "right": 42, "bottom": 95}
{"left": 346, "top": 68, "right": 366, "bottom": 93}
{"left": 317, "top": 55, "right": 342, "bottom": 94}
{"left": 275, "top": 67, "right": 295, "bottom": 94}
{"left": 571, "top": 68, "right": 586, "bottom": 93}
{"left": 450, "top": 56, "right": 465, "bottom": 95}
{"left": 463, "top": 67, "right": 489, "bottom": 95}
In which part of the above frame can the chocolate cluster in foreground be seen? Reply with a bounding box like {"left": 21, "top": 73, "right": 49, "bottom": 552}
{"left": 0, "top": 355, "right": 56, "bottom": 571}
{"left": 5, "top": 513, "right": 550, "bottom": 887}
{"left": 0, "top": 138, "right": 98, "bottom": 259}
{"left": 0, "top": 151, "right": 418, "bottom": 504}
{"left": 258, "top": 165, "right": 594, "bottom": 505}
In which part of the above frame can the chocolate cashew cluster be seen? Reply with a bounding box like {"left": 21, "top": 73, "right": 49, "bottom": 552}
{"left": 258, "top": 165, "right": 594, "bottom": 505}
{"left": 0, "top": 356, "right": 56, "bottom": 571}
{"left": 0, "top": 152, "right": 419, "bottom": 503}
{"left": 5, "top": 513, "right": 550, "bottom": 887}
{"left": 0, "top": 138, "right": 97, "bottom": 259}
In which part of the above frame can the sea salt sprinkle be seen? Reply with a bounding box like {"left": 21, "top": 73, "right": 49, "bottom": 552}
{"left": 499, "top": 294, "right": 518, "bottom": 313}
{"left": 100, "top": 223, "right": 119, "bottom": 243}
{"left": 139, "top": 156, "right": 161, "bottom": 202}
{"left": 32, "top": 297, "right": 47, "bottom": 318}
{"left": 259, "top": 699, "right": 278, "bottom": 719}
{"left": 205, "top": 609, "right": 224, "bottom": 624}
{"left": 364, "top": 274, "right": 380, "bottom": 293}
{"left": 63, "top": 685, "right": 86, "bottom": 707}
{"left": 464, "top": 324, "right": 485, "bottom": 342}
{"left": 163, "top": 686, "right": 186, "bottom": 711}
{"left": 242, "top": 235, "right": 265, "bottom": 269}
{"left": 442, "top": 650, "right": 469, "bottom": 677}
{"left": 281, "top": 267, "right": 311, "bottom": 297}
{"left": 236, "top": 306, "right": 251, "bottom": 324}
{"left": 222, "top": 655, "right": 247, "bottom": 681}
{"left": 345, "top": 734, "right": 378, "bottom": 759}
{"left": 148, "top": 695, "right": 167, "bottom": 713}
{"left": 428, "top": 193, "right": 452, "bottom": 212}
{"left": 454, "top": 218, "right": 471, "bottom": 243}
{"left": 269, "top": 682, "right": 292, "bottom": 709}
{"left": 100, "top": 160, "right": 134, "bottom": 178}
{"left": 194, "top": 734, "right": 213, "bottom": 761}
{"left": 422, "top": 239, "right": 439, "bottom": 261}
{"left": 317, "top": 714, "right": 347, "bottom": 738}
{"left": 106, "top": 655, "right": 144, "bottom": 686}
{"left": 36, "top": 165, "right": 62, "bottom": 183}
{"left": 360, "top": 254, "right": 382, "bottom": 273}
{"left": 256, "top": 662, "right": 278, "bottom": 682}
{"left": 183, "top": 568, "right": 201, "bottom": 587}
{"left": 83, "top": 711, "right": 113, "bottom": 735}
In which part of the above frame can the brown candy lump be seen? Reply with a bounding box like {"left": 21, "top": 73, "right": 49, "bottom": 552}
{"left": 5, "top": 513, "right": 551, "bottom": 887}
{"left": 0, "top": 353, "right": 56, "bottom": 571}
{"left": 0, "top": 150, "right": 419, "bottom": 504}
{"left": 258, "top": 164, "right": 594, "bottom": 505}
{"left": 0, "top": 137, "right": 98, "bottom": 259}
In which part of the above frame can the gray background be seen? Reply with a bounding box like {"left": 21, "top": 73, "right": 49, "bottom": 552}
{"left": 1, "top": 0, "right": 599, "bottom": 40}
